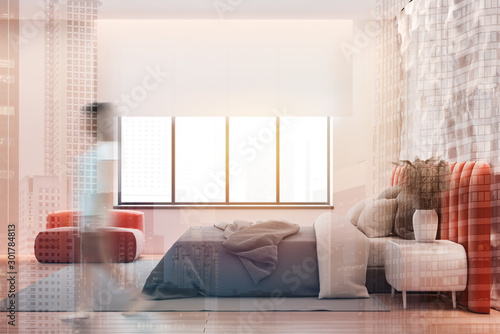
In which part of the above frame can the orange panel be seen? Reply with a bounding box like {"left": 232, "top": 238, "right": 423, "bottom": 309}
{"left": 467, "top": 161, "right": 491, "bottom": 314}
{"left": 448, "top": 162, "right": 465, "bottom": 243}
{"left": 46, "top": 210, "right": 76, "bottom": 229}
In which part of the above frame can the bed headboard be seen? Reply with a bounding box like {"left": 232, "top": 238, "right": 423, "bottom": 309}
{"left": 390, "top": 161, "right": 491, "bottom": 314}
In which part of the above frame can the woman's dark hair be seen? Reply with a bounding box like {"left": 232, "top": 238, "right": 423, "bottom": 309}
{"left": 81, "top": 102, "right": 117, "bottom": 141}
{"left": 81, "top": 102, "right": 115, "bottom": 114}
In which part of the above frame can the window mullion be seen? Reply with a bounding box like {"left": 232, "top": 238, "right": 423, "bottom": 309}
{"left": 225, "top": 117, "right": 229, "bottom": 204}
{"left": 327, "top": 117, "right": 331, "bottom": 205}
{"left": 276, "top": 116, "right": 280, "bottom": 204}
{"left": 118, "top": 116, "right": 122, "bottom": 204}
{"left": 171, "top": 117, "right": 176, "bottom": 204}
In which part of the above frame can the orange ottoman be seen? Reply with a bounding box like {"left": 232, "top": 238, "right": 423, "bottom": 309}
{"left": 34, "top": 210, "right": 145, "bottom": 263}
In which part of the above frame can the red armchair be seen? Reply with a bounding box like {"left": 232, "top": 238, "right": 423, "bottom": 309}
{"left": 34, "top": 210, "right": 145, "bottom": 263}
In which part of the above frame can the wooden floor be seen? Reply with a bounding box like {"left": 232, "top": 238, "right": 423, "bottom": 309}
{"left": 1, "top": 256, "right": 500, "bottom": 334}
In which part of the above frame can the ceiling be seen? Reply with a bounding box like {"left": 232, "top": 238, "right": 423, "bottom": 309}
{"left": 99, "top": 0, "right": 374, "bottom": 19}
{"left": 20, "top": 0, "right": 375, "bottom": 20}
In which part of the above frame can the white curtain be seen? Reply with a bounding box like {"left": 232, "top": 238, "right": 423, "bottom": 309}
{"left": 397, "top": 0, "right": 500, "bottom": 166}
{"left": 395, "top": 0, "right": 500, "bottom": 310}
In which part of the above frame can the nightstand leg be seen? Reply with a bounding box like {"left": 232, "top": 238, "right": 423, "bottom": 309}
{"left": 452, "top": 291, "right": 456, "bottom": 309}
{"left": 391, "top": 286, "right": 395, "bottom": 297}
{"left": 402, "top": 291, "right": 407, "bottom": 309}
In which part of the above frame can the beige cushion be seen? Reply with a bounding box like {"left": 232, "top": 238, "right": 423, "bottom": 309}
{"left": 357, "top": 199, "right": 398, "bottom": 237}
{"left": 346, "top": 198, "right": 371, "bottom": 226}
{"left": 377, "top": 185, "right": 401, "bottom": 200}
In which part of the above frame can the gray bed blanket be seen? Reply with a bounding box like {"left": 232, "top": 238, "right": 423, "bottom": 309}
{"left": 141, "top": 226, "right": 319, "bottom": 299}
{"left": 215, "top": 220, "right": 300, "bottom": 284}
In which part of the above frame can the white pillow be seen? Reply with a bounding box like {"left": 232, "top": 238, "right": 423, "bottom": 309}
{"left": 346, "top": 198, "right": 371, "bottom": 226}
{"left": 357, "top": 199, "right": 397, "bottom": 237}
{"left": 314, "top": 212, "right": 370, "bottom": 299}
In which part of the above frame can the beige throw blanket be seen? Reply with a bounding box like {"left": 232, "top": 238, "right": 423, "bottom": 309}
{"left": 215, "top": 220, "right": 300, "bottom": 284}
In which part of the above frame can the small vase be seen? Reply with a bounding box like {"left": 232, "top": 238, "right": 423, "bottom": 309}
{"left": 412, "top": 209, "right": 438, "bottom": 242}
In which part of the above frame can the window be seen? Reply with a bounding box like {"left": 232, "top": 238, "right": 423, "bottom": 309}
{"left": 119, "top": 116, "right": 332, "bottom": 206}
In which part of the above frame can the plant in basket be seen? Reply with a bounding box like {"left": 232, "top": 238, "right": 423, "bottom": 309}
{"left": 392, "top": 157, "right": 450, "bottom": 241}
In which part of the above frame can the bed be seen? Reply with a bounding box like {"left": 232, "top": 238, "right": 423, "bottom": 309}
{"left": 142, "top": 161, "right": 492, "bottom": 314}
{"left": 143, "top": 214, "right": 370, "bottom": 300}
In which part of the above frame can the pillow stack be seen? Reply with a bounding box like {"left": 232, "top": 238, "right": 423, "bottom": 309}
{"left": 346, "top": 198, "right": 370, "bottom": 227}
{"left": 357, "top": 198, "right": 397, "bottom": 237}
{"left": 347, "top": 186, "right": 404, "bottom": 238}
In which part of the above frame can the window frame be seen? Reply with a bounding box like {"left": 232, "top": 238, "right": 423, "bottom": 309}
{"left": 117, "top": 116, "right": 333, "bottom": 208}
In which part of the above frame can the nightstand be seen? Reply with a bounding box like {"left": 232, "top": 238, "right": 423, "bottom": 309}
{"left": 384, "top": 239, "right": 467, "bottom": 309}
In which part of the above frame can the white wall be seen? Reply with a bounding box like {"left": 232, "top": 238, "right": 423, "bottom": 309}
{"left": 140, "top": 207, "right": 334, "bottom": 254}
